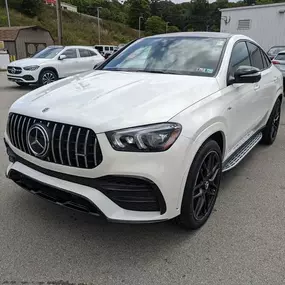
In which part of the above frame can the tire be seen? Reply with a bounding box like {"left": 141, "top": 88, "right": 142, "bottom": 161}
{"left": 178, "top": 140, "right": 222, "bottom": 230}
{"left": 38, "top": 70, "right": 58, "bottom": 86}
{"left": 261, "top": 98, "right": 281, "bottom": 145}
{"left": 16, "top": 82, "right": 29, "bottom": 87}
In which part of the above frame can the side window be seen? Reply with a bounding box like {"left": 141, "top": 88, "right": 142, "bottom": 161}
{"left": 62, "top": 48, "right": 77, "bottom": 59}
{"left": 247, "top": 42, "right": 264, "bottom": 70}
{"left": 89, "top": 50, "right": 97, "bottom": 56}
{"left": 79, "top": 49, "right": 91, "bottom": 58}
{"left": 105, "top": 46, "right": 110, "bottom": 51}
{"left": 262, "top": 51, "right": 272, "bottom": 67}
{"left": 229, "top": 41, "right": 250, "bottom": 77}
{"left": 110, "top": 47, "right": 113, "bottom": 51}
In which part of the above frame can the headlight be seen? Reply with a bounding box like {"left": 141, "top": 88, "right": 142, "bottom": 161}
{"left": 23, "top": 65, "right": 40, "bottom": 71}
{"left": 106, "top": 123, "right": 182, "bottom": 152}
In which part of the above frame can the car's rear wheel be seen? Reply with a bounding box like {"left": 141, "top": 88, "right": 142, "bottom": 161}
{"left": 16, "top": 82, "right": 29, "bottom": 87}
{"left": 261, "top": 98, "right": 281, "bottom": 145}
{"left": 178, "top": 140, "right": 222, "bottom": 230}
{"left": 39, "top": 70, "right": 58, "bottom": 86}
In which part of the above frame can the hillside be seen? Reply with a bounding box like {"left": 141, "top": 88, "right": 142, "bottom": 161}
{"left": 0, "top": 5, "right": 138, "bottom": 45}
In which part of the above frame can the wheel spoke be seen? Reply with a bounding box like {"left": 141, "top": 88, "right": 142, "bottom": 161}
{"left": 194, "top": 181, "right": 204, "bottom": 191}
{"left": 195, "top": 194, "right": 206, "bottom": 217}
{"left": 193, "top": 189, "right": 203, "bottom": 199}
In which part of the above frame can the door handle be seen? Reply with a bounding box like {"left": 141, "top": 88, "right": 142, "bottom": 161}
{"left": 254, "top": 84, "right": 260, "bottom": 90}
{"left": 274, "top": 76, "right": 278, "bottom": 83}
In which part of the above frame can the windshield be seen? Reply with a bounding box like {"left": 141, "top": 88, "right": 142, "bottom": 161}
{"left": 33, "top": 47, "right": 64, "bottom": 59}
{"left": 268, "top": 47, "right": 285, "bottom": 55}
{"left": 102, "top": 37, "right": 227, "bottom": 76}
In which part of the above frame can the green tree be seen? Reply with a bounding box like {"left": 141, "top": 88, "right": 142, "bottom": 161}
{"left": 145, "top": 15, "right": 165, "bottom": 35}
{"left": 127, "top": 0, "right": 151, "bottom": 29}
{"left": 167, "top": 25, "right": 179, "bottom": 33}
{"left": 21, "top": 0, "right": 43, "bottom": 17}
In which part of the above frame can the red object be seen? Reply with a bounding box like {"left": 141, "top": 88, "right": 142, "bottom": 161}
{"left": 44, "top": 0, "right": 56, "bottom": 4}
{"left": 272, "top": 60, "right": 280, "bottom": 65}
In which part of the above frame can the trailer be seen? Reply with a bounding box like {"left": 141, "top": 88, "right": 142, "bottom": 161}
{"left": 220, "top": 3, "right": 285, "bottom": 51}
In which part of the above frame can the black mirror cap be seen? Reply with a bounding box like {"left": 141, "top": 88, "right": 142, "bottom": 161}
{"left": 233, "top": 65, "right": 261, "bottom": 84}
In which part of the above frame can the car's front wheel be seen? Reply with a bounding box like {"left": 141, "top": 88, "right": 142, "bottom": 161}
{"left": 39, "top": 70, "right": 58, "bottom": 86}
{"left": 178, "top": 140, "right": 222, "bottom": 230}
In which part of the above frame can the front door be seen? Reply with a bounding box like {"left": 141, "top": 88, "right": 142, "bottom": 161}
{"left": 222, "top": 41, "right": 261, "bottom": 156}
{"left": 56, "top": 48, "right": 79, "bottom": 78}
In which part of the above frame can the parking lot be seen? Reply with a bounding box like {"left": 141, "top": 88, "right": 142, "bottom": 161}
{"left": 1, "top": 71, "right": 285, "bottom": 284}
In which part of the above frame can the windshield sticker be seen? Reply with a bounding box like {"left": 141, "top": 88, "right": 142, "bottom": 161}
{"left": 196, "top": 67, "right": 214, "bottom": 73}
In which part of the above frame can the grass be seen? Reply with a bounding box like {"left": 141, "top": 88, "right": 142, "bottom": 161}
{"left": 0, "top": 5, "right": 139, "bottom": 45}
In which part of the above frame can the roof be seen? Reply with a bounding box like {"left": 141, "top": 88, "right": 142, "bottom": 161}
{"left": 0, "top": 26, "right": 49, "bottom": 41}
{"left": 149, "top": 32, "right": 232, "bottom": 39}
{"left": 220, "top": 2, "right": 285, "bottom": 12}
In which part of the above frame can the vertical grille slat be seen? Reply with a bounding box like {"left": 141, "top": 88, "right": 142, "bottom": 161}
{"left": 21, "top": 117, "right": 27, "bottom": 153}
{"left": 6, "top": 113, "right": 103, "bottom": 169}
{"left": 51, "top": 123, "right": 58, "bottom": 163}
{"left": 17, "top": 116, "right": 23, "bottom": 151}
{"left": 75, "top": 128, "right": 81, "bottom": 167}
{"left": 67, "top": 126, "right": 73, "bottom": 166}
{"left": 13, "top": 114, "right": 19, "bottom": 148}
{"left": 59, "top": 125, "right": 65, "bottom": 164}
{"left": 84, "top": 130, "right": 90, "bottom": 168}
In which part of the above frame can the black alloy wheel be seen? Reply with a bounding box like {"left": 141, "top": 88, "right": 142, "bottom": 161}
{"left": 179, "top": 140, "right": 222, "bottom": 230}
{"left": 192, "top": 151, "right": 221, "bottom": 221}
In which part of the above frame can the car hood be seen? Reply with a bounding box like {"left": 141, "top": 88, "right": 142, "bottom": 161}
{"left": 11, "top": 70, "right": 220, "bottom": 133}
{"left": 9, "top": 58, "right": 50, "bottom": 67}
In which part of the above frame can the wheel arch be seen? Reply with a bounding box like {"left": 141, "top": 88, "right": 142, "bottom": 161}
{"left": 39, "top": 67, "right": 59, "bottom": 79}
{"left": 176, "top": 122, "right": 227, "bottom": 210}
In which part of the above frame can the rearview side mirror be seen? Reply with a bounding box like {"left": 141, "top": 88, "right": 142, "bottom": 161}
{"left": 230, "top": 65, "right": 261, "bottom": 84}
{"left": 58, "top": 54, "right": 67, "bottom": 60}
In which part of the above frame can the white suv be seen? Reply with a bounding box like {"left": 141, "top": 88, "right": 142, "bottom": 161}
{"left": 7, "top": 45, "right": 105, "bottom": 86}
{"left": 4, "top": 33, "right": 284, "bottom": 229}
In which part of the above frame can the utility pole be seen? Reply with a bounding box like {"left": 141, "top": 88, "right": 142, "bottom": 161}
{"left": 56, "top": 0, "right": 63, "bottom": 45}
{"left": 5, "top": 0, "right": 11, "bottom": 27}
{"left": 165, "top": 22, "right": 169, "bottom": 33}
{"left": 138, "top": 16, "right": 143, "bottom": 38}
{"left": 97, "top": 7, "right": 102, "bottom": 45}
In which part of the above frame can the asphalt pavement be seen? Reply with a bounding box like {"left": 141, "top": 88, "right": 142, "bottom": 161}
{"left": 1, "top": 71, "right": 285, "bottom": 285}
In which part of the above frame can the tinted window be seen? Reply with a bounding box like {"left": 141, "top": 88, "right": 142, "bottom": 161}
{"left": 105, "top": 47, "right": 110, "bottom": 51}
{"left": 79, "top": 49, "right": 91, "bottom": 57}
{"left": 247, "top": 42, "right": 263, "bottom": 70}
{"left": 102, "top": 37, "right": 227, "bottom": 77}
{"left": 110, "top": 47, "right": 113, "bottom": 51}
{"left": 95, "top": 46, "right": 103, "bottom": 52}
{"left": 229, "top": 41, "right": 250, "bottom": 77}
{"left": 275, "top": 53, "right": 285, "bottom": 61}
{"left": 62, "top": 49, "right": 77, "bottom": 59}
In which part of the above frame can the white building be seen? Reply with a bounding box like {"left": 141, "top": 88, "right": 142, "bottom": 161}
{"left": 220, "top": 3, "right": 285, "bottom": 51}
{"left": 61, "top": 2, "right": 78, "bottom": 13}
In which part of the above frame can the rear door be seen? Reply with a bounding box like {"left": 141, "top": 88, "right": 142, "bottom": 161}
{"left": 78, "top": 48, "right": 104, "bottom": 72}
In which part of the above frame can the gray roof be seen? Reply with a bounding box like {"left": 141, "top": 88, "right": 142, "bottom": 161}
{"left": 220, "top": 2, "right": 285, "bottom": 12}
{"left": 149, "top": 32, "right": 232, "bottom": 39}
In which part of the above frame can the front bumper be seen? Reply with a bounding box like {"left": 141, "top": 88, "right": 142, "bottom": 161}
{"left": 7, "top": 70, "right": 40, "bottom": 83}
{"left": 4, "top": 131, "right": 192, "bottom": 223}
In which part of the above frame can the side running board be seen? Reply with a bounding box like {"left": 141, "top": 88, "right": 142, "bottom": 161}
{"left": 222, "top": 132, "right": 262, "bottom": 172}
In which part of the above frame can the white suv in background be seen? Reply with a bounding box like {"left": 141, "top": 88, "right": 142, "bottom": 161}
{"left": 7, "top": 45, "right": 105, "bottom": 86}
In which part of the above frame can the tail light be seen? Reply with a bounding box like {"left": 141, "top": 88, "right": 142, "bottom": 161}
{"left": 272, "top": 60, "right": 280, "bottom": 65}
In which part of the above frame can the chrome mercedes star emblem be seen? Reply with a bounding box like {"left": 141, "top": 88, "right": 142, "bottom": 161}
{"left": 11, "top": 68, "right": 16, "bottom": 74}
{"left": 27, "top": 124, "right": 50, "bottom": 158}
{"left": 204, "top": 181, "right": 209, "bottom": 190}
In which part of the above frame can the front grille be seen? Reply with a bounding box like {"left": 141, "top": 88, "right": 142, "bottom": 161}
{"left": 94, "top": 176, "right": 166, "bottom": 213}
{"left": 7, "top": 113, "right": 103, "bottom": 169}
{"left": 7, "top": 66, "right": 22, "bottom": 74}
{"left": 9, "top": 170, "right": 101, "bottom": 216}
